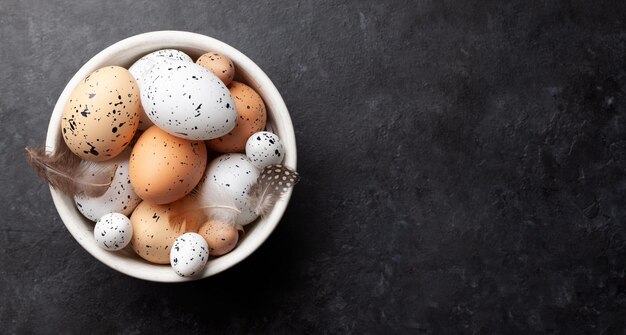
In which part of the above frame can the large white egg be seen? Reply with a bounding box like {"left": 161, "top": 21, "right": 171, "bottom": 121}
{"left": 140, "top": 59, "right": 237, "bottom": 140}
{"left": 128, "top": 49, "right": 193, "bottom": 130}
{"left": 197, "top": 153, "right": 260, "bottom": 225}
{"left": 74, "top": 149, "right": 142, "bottom": 221}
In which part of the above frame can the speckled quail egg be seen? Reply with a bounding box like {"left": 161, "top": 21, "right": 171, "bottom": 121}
{"left": 94, "top": 213, "right": 133, "bottom": 251}
{"left": 170, "top": 232, "right": 209, "bottom": 277}
{"left": 245, "top": 131, "right": 285, "bottom": 169}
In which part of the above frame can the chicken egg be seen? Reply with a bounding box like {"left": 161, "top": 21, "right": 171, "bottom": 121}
{"left": 196, "top": 154, "right": 260, "bottom": 226}
{"left": 74, "top": 148, "right": 141, "bottom": 221}
{"left": 207, "top": 81, "right": 267, "bottom": 153}
{"left": 129, "top": 125, "right": 207, "bottom": 205}
{"left": 129, "top": 200, "right": 188, "bottom": 264}
{"left": 140, "top": 59, "right": 237, "bottom": 140}
{"left": 61, "top": 66, "right": 140, "bottom": 161}
{"left": 129, "top": 49, "right": 193, "bottom": 130}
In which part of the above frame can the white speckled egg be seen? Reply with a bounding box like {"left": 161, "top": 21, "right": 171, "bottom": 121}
{"left": 196, "top": 154, "right": 260, "bottom": 225}
{"left": 128, "top": 49, "right": 193, "bottom": 130}
{"left": 94, "top": 213, "right": 133, "bottom": 251}
{"left": 140, "top": 59, "right": 237, "bottom": 140}
{"left": 245, "top": 131, "right": 285, "bottom": 169}
{"left": 74, "top": 149, "right": 142, "bottom": 221}
{"left": 170, "top": 232, "right": 209, "bottom": 277}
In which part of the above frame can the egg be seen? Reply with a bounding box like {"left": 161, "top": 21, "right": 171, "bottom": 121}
{"left": 245, "top": 131, "right": 285, "bottom": 169}
{"left": 74, "top": 149, "right": 142, "bottom": 221}
{"left": 196, "top": 52, "right": 235, "bottom": 86}
{"left": 129, "top": 49, "right": 193, "bottom": 80}
{"left": 197, "top": 154, "right": 260, "bottom": 225}
{"left": 62, "top": 66, "right": 140, "bottom": 161}
{"left": 197, "top": 219, "right": 239, "bottom": 256}
{"left": 170, "top": 232, "right": 209, "bottom": 277}
{"left": 94, "top": 213, "right": 133, "bottom": 251}
{"left": 129, "top": 200, "right": 188, "bottom": 264}
{"left": 207, "top": 81, "right": 267, "bottom": 153}
{"left": 129, "top": 125, "right": 207, "bottom": 204}
{"left": 128, "top": 49, "right": 193, "bottom": 130}
{"left": 140, "top": 59, "right": 237, "bottom": 140}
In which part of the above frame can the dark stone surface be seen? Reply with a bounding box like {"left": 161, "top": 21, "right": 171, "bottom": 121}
{"left": 1, "top": 0, "right": 626, "bottom": 333}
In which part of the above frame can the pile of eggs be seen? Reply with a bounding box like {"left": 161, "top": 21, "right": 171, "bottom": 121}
{"left": 62, "top": 49, "right": 287, "bottom": 277}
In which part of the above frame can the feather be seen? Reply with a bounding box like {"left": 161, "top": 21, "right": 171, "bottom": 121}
{"left": 249, "top": 164, "right": 300, "bottom": 217}
{"left": 169, "top": 185, "right": 241, "bottom": 231}
{"left": 25, "top": 140, "right": 117, "bottom": 197}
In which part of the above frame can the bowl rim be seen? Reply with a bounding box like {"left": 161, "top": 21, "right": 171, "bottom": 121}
{"left": 46, "top": 30, "right": 297, "bottom": 282}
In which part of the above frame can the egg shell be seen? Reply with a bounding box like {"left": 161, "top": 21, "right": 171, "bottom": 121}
{"left": 128, "top": 49, "right": 193, "bottom": 130}
{"left": 140, "top": 59, "right": 237, "bottom": 140}
{"left": 94, "top": 213, "right": 133, "bottom": 251}
{"left": 245, "top": 131, "right": 285, "bottom": 169}
{"left": 170, "top": 232, "right": 209, "bottom": 277}
{"left": 197, "top": 153, "right": 260, "bottom": 225}
{"left": 196, "top": 52, "right": 235, "bottom": 86}
{"left": 129, "top": 200, "right": 188, "bottom": 264}
{"left": 62, "top": 66, "right": 140, "bottom": 161}
{"left": 197, "top": 220, "right": 239, "bottom": 256}
{"left": 129, "top": 125, "right": 207, "bottom": 205}
{"left": 207, "top": 81, "right": 267, "bottom": 153}
{"left": 74, "top": 149, "right": 142, "bottom": 221}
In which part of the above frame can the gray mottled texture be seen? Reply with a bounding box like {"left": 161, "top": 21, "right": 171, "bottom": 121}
{"left": 2, "top": 0, "right": 626, "bottom": 333}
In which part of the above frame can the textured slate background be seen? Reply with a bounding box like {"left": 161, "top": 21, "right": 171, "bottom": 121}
{"left": 2, "top": 0, "right": 626, "bottom": 333}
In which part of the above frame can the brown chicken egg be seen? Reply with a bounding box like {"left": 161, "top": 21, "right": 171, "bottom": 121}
{"left": 129, "top": 200, "right": 188, "bottom": 264}
{"left": 61, "top": 66, "right": 140, "bottom": 161}
{"left": 207, "top": 81, "right": 267, "bottom": 153}
{"left": 129, "top": 125, "right": 207, "bottom": 204}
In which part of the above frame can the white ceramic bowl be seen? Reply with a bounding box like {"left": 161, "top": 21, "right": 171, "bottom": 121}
{"left": 46, "top": 31, "right": 297, "bottom": 282}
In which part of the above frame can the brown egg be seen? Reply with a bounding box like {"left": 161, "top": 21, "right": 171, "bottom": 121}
{"left": 129, "top": 125, "right": 207, "bottom": 204}
{"left": 197, "top": 219, "right": 240, "bottom": 256}
{"left": 62, "top": 66, "right": 140, "bottom": 161}
{"left": 207, "top": 81, "right": 267, "bottom": 153}
{"left": 196, "top": 52, "right": 235, "bottom": 85}
{"left": 129, "top": 200, "right": 187, "bottom": 264}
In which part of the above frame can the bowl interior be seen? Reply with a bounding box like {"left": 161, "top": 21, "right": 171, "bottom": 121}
{"left": 46, "top": 31, "right": 296, "bottom": 282}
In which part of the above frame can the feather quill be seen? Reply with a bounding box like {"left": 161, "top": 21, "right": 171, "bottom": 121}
{"left": 25, "top": 140, "right": 117, "bottom": 197}
{"left": 248, "top": 164, "right": 300, "bottom": 217}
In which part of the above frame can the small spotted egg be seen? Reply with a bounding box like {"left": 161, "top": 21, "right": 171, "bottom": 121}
{"left": 245, "top": 131, "right": 285, "bottom": 169}
{"left": 129, "top": 49, "right": 193, "bottom": 130}
{"left": 196, "top": 154, "right": 260, "bottom": 225}
{"left": 75, "top": 149, "right": 142, "bottom": 221}
{"left": 170, "top": 232, "right": 209, "bottom": 277}
{"left": 197, "top": 220, "right": 239, "bottom": 256}
{"left": 94, "top": 213, "right": 133, "bottom": 251}
{"left": 140, "top": 59, "right": 237, "bottom": 140}
{"left": 196, "top": 52, "right": 235, "bottom": 86}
